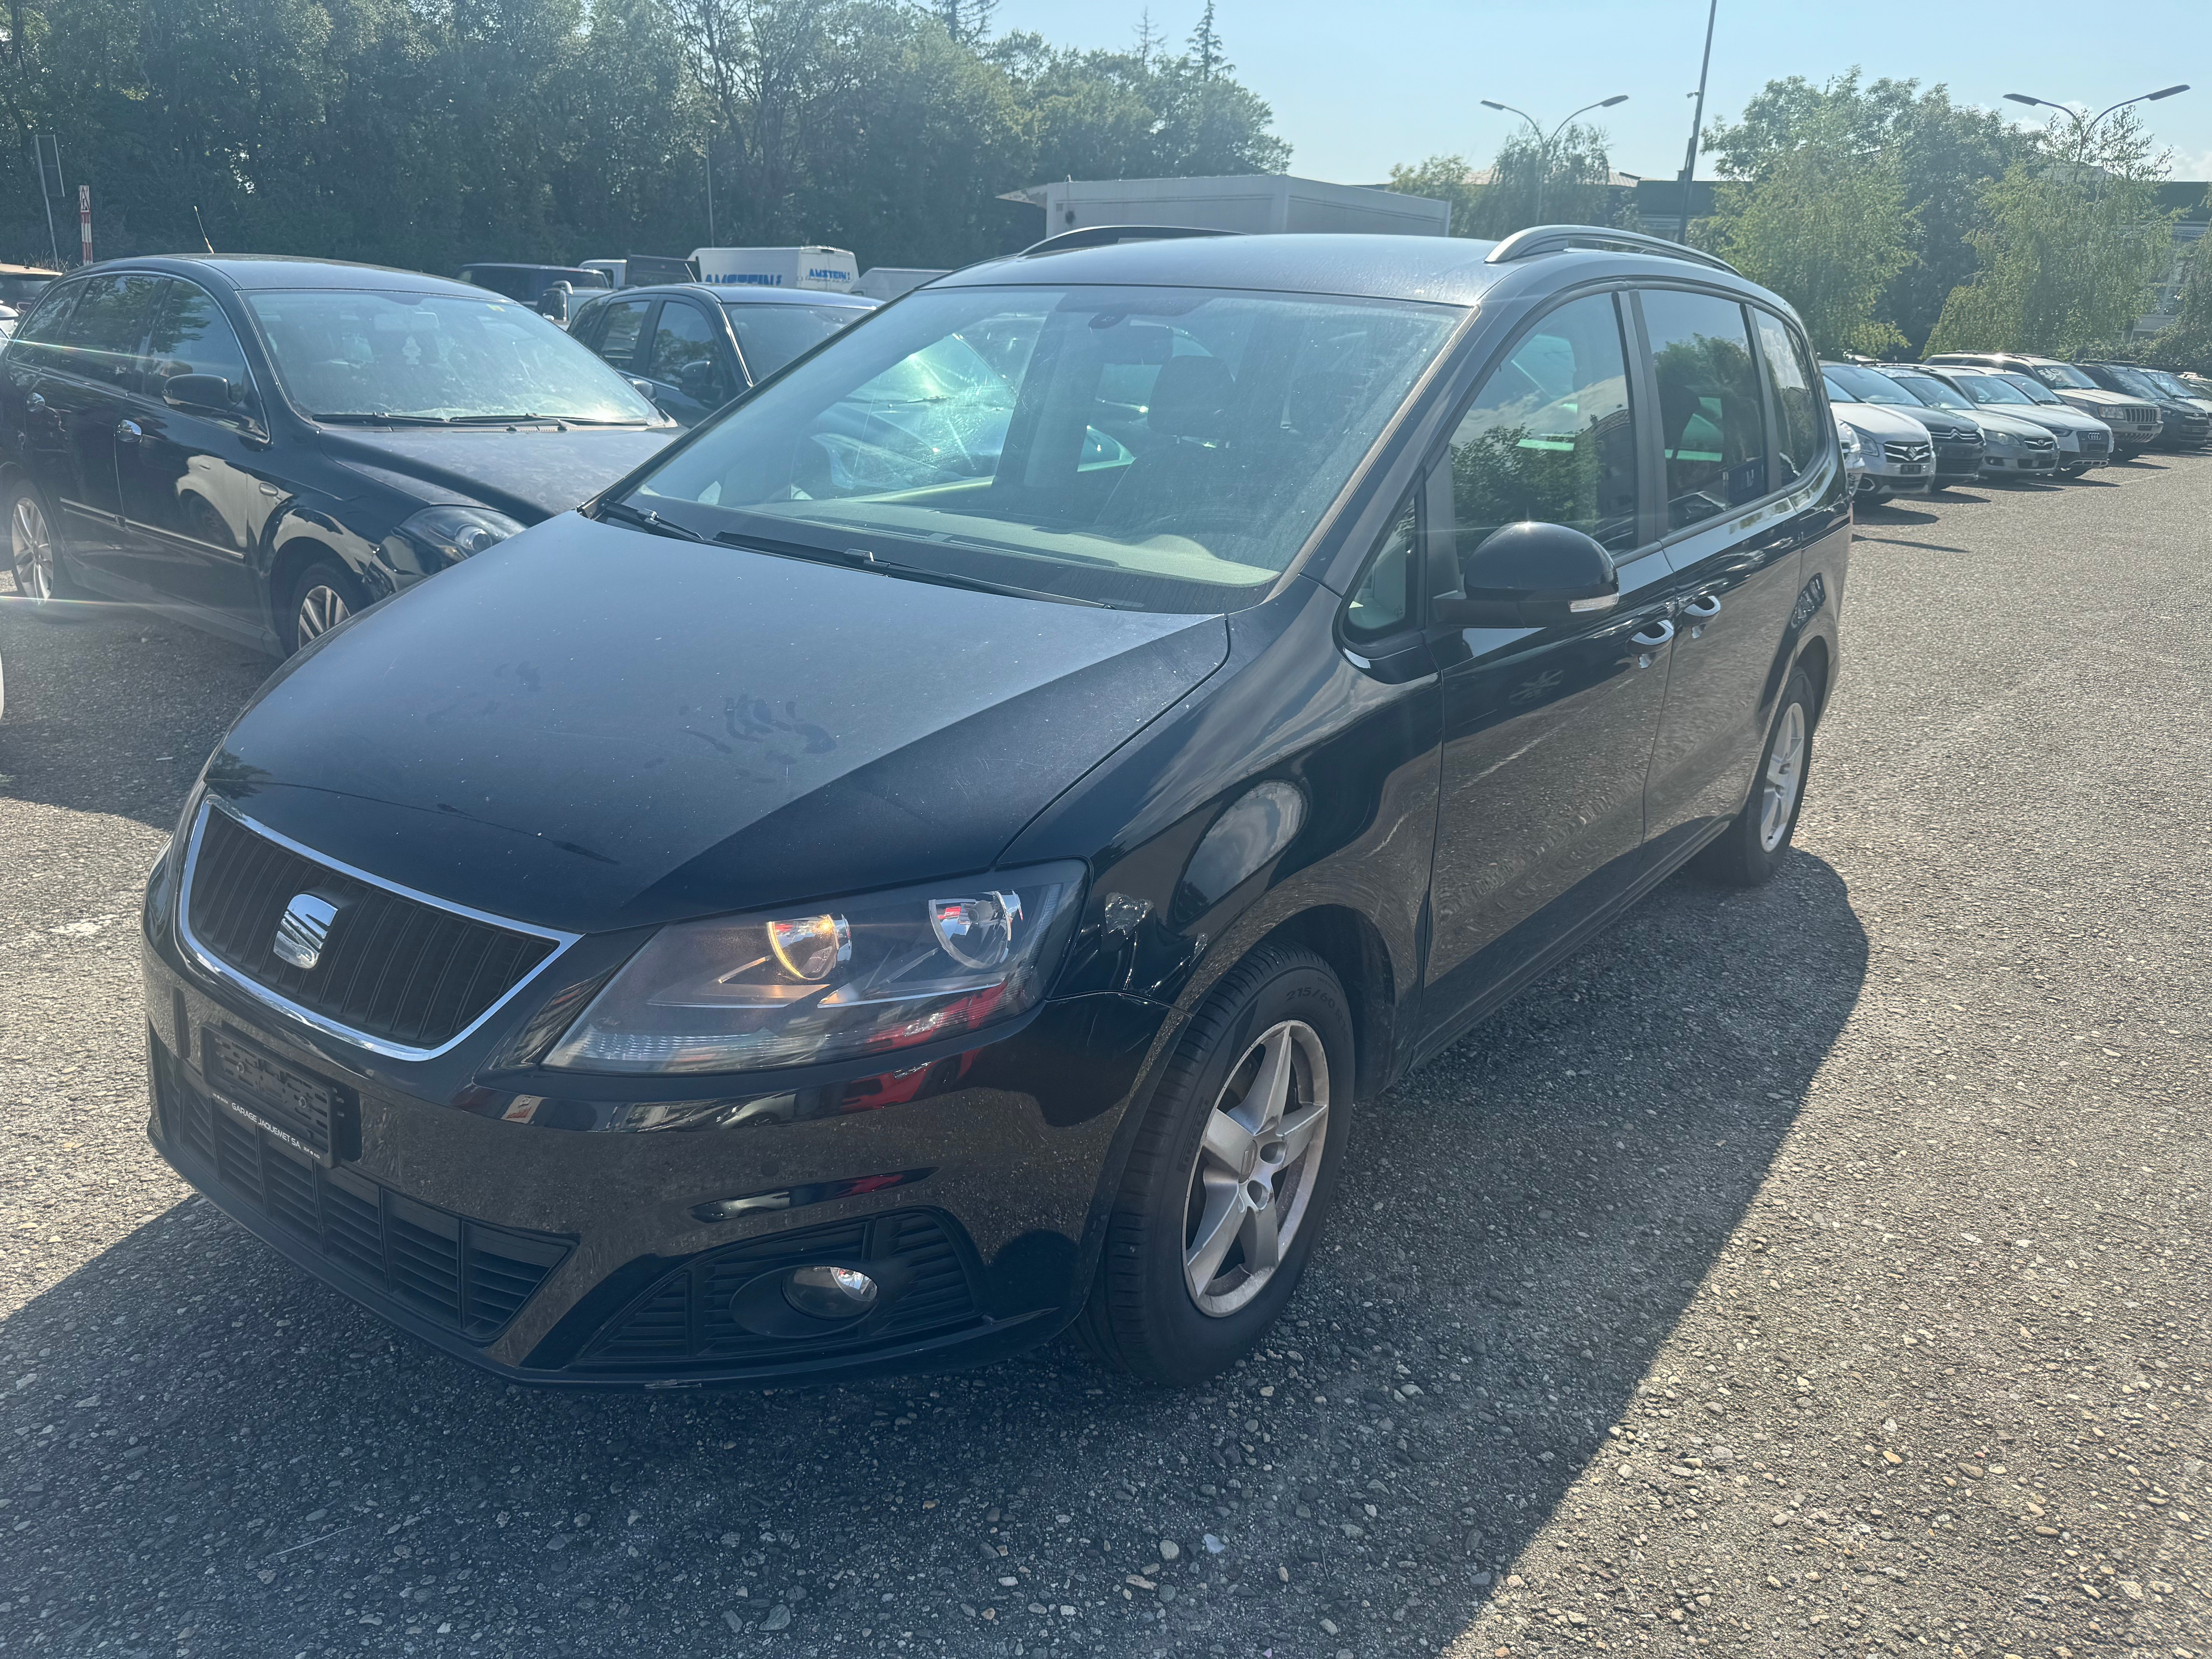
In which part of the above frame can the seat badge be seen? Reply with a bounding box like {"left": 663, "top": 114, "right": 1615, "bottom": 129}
{"left": 272, "top": 892, "right": 342, "bottom": 971}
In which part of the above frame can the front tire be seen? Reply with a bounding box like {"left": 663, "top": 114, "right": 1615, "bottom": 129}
{"left": 1695, "top": 666, "right": 1816, "bottom": 887}
{"left": 282, "top": 557, "right": 368, "bottom": 655}
{"left": 7, "top": 477, "right": 80, "bottom": 612}
{"left": 1077, "top": 945, "right": 1352, "bottom": 1384}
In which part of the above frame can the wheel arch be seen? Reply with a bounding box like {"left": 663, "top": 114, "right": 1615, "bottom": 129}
{"left": 1243, "top": 904, "right": 1397, "bottom": 1104}
{"left": 1793, "top": 634, "right": 1832, "bottom": 723}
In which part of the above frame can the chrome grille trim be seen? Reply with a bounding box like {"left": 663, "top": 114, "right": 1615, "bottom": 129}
{"left": 176, "top": 798, "right": 582, "bottom": 1061}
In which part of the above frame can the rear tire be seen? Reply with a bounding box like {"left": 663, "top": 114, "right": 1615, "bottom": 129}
{"left": 6, "top": 477, "right": 81, "bottom": 613}
{"left": 1077, "top": 945, "right": 1352, "bottom": 1385}
{"left": 282, "top": 557, "right": 368, "bottom": 655}
{"left": 1695, "top": 666, "right": 1817, "bottom": 888}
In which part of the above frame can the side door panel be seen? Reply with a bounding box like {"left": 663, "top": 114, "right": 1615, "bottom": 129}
{"left": 34, "top": 273, "right": 165, "bottom": 585}
{"left": 1644, "top": 297, "right": 1836, "bottom": 841}
{"left": 1422, "top": 289, "right": 1677, "bottom": 1029}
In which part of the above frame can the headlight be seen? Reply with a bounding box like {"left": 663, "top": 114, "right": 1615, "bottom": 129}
{"left": 1983, "top": 429, "right": 2021, "bottom": 452}
{"left": 398, "top": 505, "right": 526, "bottom": 563}
{"left": 1838, "top": 423, "right": 1867, "bottom": 463}
{"left": 544, "top": 863, "right": 1087, "bottom": 1074}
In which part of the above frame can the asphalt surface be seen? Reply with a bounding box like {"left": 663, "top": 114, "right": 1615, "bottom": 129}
{"left": 2, "top": 461, "right": 2207, "bottom": 1659}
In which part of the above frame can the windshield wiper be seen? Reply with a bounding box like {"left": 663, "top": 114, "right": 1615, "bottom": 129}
{"left": 314, "top": 412, "right": 452, "bottom": 427}
{"left": 591, "top": 499, "right": 706, "bottom": 542}
{"left": 709, "top": 531, "right": 1115, "bottom": 608}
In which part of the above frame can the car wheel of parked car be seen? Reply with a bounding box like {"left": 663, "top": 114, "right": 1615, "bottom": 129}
{"left": 1696, "top": 666, "right": 1817, "bottom": 887}
{"left": 284, "top": 558, "right": 367, "bottom": 654}
{"left": 1078, "top": 944, "right": 1350, "bottom": 1384}
{"left": 7, "top": 479, "right": 79, "bottom": 612}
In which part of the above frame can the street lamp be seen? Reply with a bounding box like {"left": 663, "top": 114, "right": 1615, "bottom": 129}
{"left": 1480, "top": 94, "right": 1628, "bottom": 222}
{"left": 2002, "top": 84, "right": 2189, "bottom": 159}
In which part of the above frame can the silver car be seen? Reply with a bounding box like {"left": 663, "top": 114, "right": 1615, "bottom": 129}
{"left": 1926, "top": 366, "right": 2114, "bottom": 476}
{"left": 1879, "top": 366, "right": 2061, "bottom": 481}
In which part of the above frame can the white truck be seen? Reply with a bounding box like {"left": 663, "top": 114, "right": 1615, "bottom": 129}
{"left": 690, "top": 246, "right": 859, "bottom": 294}
{"left": 1000, "top": 174, "right": 1453, "bottom": 241}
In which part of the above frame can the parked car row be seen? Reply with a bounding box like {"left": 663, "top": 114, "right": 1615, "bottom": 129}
{"left": 1824, "top": 350, "right": 2212, "bottom": 501}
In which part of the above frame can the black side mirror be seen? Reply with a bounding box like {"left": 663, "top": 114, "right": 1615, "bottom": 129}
{"left": 1431, "top": 521, "right": 1620, "bottom": 629}
{"left": 163, "top": 373, "right": 243, "bottom": 412}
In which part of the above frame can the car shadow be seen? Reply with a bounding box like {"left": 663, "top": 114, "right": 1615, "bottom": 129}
{"left": 1851, "top": 501, "right": 1937, "bottom": 526}
{"left": 0, "top": 575, "right": 271, "bottom": 832}
{"left": 2, "top": 853, "right": 1868, "bottom": 1656}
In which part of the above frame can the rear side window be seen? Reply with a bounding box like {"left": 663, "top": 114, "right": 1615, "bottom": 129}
{"left": 1752, "top": 311, "right": 1822, "bottom": 483}
{"left": 648, "top": 302, "right": 721, "bottom": 386}
{"left": 145, "top": 280, "right": 252, "bottom": 398}
{"left": 594, "top": 299, "right": 653, "bottom": 369}
{"left": 1444, "top": 292, "right": 1640, "bottom": 561}
{"left": 5, "top": 279, "right": 82, "bottom": 372}
{"left": 58, "top": 273, "right": 165, "bottom": 392}
{"left": 1642, "top": 289, "right": 1767, "bottom": 530}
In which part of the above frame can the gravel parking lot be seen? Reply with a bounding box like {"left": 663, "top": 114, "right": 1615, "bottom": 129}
{"left": 3, "top": 460, "right": 2208, "bottom": 1659}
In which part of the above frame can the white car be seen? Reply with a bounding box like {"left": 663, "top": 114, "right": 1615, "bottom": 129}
{"left": 1878, "top": 366, "right": 2061, "bottom": 480}
{"left": 1818, "top": 368, "right": 1936, "bottom": 499}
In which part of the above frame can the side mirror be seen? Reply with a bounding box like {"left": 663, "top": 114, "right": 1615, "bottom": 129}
{"left": 163, "top": 373, "right": 243, "bottom": 412}
{"left": 1431, "top": 521, "right": 1620, "bottom": 629}
{"left": 626, "top": 376, "right": 657, "bottom": 400}
{"left": 536, "top": 282, "right": 572, "bottom": 325}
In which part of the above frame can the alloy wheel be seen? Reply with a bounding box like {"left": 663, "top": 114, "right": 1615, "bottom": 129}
{"left": 1759, "top": 701, "right": 1807, "bottom": 853}
{"left": 10, "top": 495, "right": 56, "bottom": 604}
{"left": 295, "top": 584, "right": 350, "bottom": 644}
{"left": 1182, "top": 1019, "right": 1329, "bottom": 1317}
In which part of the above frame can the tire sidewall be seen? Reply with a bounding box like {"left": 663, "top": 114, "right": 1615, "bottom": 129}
{"left": 282, "top": 558, "right": 368, "bottom": 656}
{"left": 6, "top": 476, "right": 75, "bottom": 607}
{"left": 1741, "top": 668, "right": 1816, "bottom": 879}
{"left": 1130, "top": 958, "right": 1353, "bottom": 1382}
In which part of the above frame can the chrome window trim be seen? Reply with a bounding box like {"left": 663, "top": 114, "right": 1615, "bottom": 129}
{"left": 176, "top": 797, "right": 582, "bottom": 1062}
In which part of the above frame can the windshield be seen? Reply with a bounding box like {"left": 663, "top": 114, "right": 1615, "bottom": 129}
{"left": 1889, "top": 373, "right": 1973, "bottom": 411}
{"left": 248, "top": 289, "right": 662, "bottom": 423}
{"left": 2140, "top": 368, "right": 2194, "bottom": 398}
{"left": 2032, "top": 362, "right": 2098, "bottom": 391}
{"left": 725, "top": 302, "right": 870, "bottom": 381}
{"left": 621, "top": 284, "right": 1461, "bottom": 612}
{"left": 1952, "top": 374, "right": 2032, "bottom": 407}
{"left": 1996, "top": 373, "right": 2061, "bottom": 405}
{"left": 2100, "top": 364, "right": 2160, "bottom": 398}
{"left": 1822, "top": 364, "right": 1919, "bottom": 406}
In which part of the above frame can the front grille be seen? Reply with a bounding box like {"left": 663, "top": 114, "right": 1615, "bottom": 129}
{"left": 2082, "top": 431, "right": 2110, "bottom": 453}
{"left": 576, "top": 1210, "right": 982, "bottom": 1372}
{"left": 184, "top": 805, "right": 560, "bottom": 1053}
{"left": 1882, "top": 439, "right": 1933, "bottom": 464}
{"left": 2022, "top": 435, "right": 2057, "bottom": 452}
{"left": 155, "top": 1039, "right": 568, "bottom": 1340}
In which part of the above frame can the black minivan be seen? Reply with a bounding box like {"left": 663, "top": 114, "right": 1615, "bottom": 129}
{"left": 2, "top": 257, "right": 675, "bottom": 655}
{"left": 141, "top": 228, "right": 1848, "bottom": 1387}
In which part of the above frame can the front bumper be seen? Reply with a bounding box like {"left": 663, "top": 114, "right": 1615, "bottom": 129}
{"left": 1930, "top": 440, "right": 1985, "bottom": 483}
{"left": 143, "top": 886, "right": 1171, "bottom": 1388}
{"left": 1978, "top": 448, "right": 2059, "bottom": 477}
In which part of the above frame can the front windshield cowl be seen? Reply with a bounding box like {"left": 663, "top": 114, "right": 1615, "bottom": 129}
{"left": 613, "top": 283, "right": 1462, "bottom": 615}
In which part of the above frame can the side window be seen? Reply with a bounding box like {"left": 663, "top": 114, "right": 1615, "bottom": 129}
{"left": 144, "top": 280, "right": 253, "bottom": 405}
{"left": 594, "top": 299, "right": 653, "bottom": 369}
{"left": 1752, "top": 310, "right": 1821, "bottom": 483}
{"left": 56, "top": 272, "right": 165, "bottom": 394}
{"left": 1641, "top": 289, "right": 1767, "bottom": 529}
{"left": 1344, "top": 488, "right": 1420, "bottom": 643}
{"left": 649, "top": 302, "right": 726, "bottom": 398}
{"left": 1446, "top": 292, "right": 1640, "bottom": 567}
{"left": 6, "top": 279, "right": 83, "bottom": 374}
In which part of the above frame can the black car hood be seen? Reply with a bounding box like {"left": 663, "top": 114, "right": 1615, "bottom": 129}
{"left": 319, "top": 424, "right": 678, "bottom": 521}
{"left": 209, "top": 514, "right": 1230, "bottom": 934}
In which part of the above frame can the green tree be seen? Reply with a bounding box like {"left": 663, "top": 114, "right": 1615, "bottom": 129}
{"left": 1704, "top": 107, "right": 1915, "bottom": 356}
{"left": 1388, "top": 123, "right": 1618, "bottom": 239}
{"left": 1925, "top": 109, "right": 2178, "bottom": 357}
{"left": 1705, "top": 69, "right": 2028, "bottom": 352}
{"left": 2142, "top": 206, "right": 2212, "bottom": 371}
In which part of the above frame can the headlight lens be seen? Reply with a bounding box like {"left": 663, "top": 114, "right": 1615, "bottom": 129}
{"left": 544, "top": 863, "right": 1086, "bottom": 1074}
{"left": 1838, "top": 422, "right": 1867, "bottom": 463}
{"left": 398, "top": 505, "right": 526, "bottom": 563}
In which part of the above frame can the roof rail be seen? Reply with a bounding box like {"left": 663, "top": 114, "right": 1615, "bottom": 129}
{"left": 1484, "top": 225, "right": 1739, "bottom": 275}
{"left": 1019, "top": 225, "right": 1245, "bottom": 257}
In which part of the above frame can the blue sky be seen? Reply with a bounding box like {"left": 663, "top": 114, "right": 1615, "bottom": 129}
{"left": 994, "top": 0, "right": 2212, "bottom": 184}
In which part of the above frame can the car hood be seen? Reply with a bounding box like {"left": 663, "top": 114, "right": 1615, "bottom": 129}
{"left": 2052, "top": 386, "right": 2142, "bottom": 413}
{"left": 206, "top": 514, "right": 1230, "bottom": 935}
{"left": 1991, "top": 402, "right": 2106, "bottom": 432}
{"left": 1827, "top": 400, "right": 1937, "bottom": 440}
{"left": 1965, "top": 410, "right": 2055, "bottom": 441}
{"left": 318, "top": 424, "right": 680, "bottom": 522}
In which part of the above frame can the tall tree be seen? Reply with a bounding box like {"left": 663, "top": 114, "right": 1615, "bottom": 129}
{"left": 1704, "top": 70, "right": 2029, "bottom": 352}
{"left": 1704, "top": 106, "right": 1915, "bottom": 355}
{"left": 1926, "top": 108, "right": 2178, "bottom": 357}
{"left": 1388, "top": 124, "right": 1621, "bottom": 239}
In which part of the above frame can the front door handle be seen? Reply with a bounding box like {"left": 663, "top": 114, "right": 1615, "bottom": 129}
{"left": 116, "top": 420, "right": 142, "bottom": 443}
{"left": 25, "top": 392, "right": 46, "bottom": 415}
{"left": 1630, "top": 617, "right": 1674, "bottom": 667}
{"left": 1682, "top": 594, "right": 1723, "bottom": 621}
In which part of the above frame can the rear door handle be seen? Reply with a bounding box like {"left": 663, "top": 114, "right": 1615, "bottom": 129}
{"left": 116, "top": 420, "right": 142, "bottom": 443}
{"left": 25, "top": 392, "right": 46, "bottom": 414}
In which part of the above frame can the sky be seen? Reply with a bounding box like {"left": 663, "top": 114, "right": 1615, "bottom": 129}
{"left": 993, "top": 0, "right": 2212, "bottom": 185}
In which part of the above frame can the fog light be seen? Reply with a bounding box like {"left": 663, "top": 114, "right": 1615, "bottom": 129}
{"left": 783, "top": 1264, "right": 878, "bottom": 1320}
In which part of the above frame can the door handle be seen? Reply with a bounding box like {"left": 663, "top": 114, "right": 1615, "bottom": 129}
{"left": 1630, "top": 617, "right": 1674, "bottom": 668}
{"left": 116, "top": 420, "right": 142, "bottom": 443}
{"left": 1683, "top": 594, "right": 1723, "bottom": 620}
{"left": 25, "top": 392, "right": 46, "bottom": 414}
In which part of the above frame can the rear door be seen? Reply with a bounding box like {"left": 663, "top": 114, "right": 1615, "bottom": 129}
{"left": 34, "top": 271, "right": 166, "bottom": 587}
{"left": 115, "top": 276, "right": 284, "bottom": 629}
{"left": 1423, "top": 289, "right": 1679, "bottom": 1023}
{"left": 2, "top": 278, "right": 86, "bottom": 538}
{"left": 1641, "top": 292, "right": 1836, "bottom": 847}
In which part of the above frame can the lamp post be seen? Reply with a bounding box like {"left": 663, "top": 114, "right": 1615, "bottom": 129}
{"left": 1670, "top": 0, "right": 1720, "bottom": 242}
{"left": 2002, "top": 84, "right": 2189, "bottom": 163}
{"left": 1479, "top": 94, "right": 1628, "bottom": 224}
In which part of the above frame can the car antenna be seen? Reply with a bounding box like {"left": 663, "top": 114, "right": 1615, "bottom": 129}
{"left": 192, "top": 204, "right": 214, "bottom": 254}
